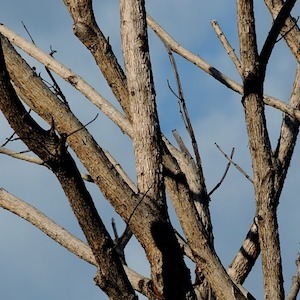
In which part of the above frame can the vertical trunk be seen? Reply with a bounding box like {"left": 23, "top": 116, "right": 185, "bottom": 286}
{"left": 236, "top": 1, "right": 284, "bottom": 299}
{"left": 120, "top": 0, "right": 195, "bottom": 298}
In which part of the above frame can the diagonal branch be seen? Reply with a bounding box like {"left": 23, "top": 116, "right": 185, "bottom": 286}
{"left": 166, "top": 45, "right": 203, "bottom": 177}
{"left": 0, "top": 25, "right": 132, "bottom": 138}
{"left": 259, "top": 0, "right": 297, "bottom": 72}
{"left": 146, "top": 14, "right": 300, "bottom": 123}
{"left": 209, "top": 147, "right": 235, "bottom": 196}
{"left": 0, "top": 188, "right": 153, "bottom": 297}
{"left": 264, "top": 0, "right": 300, "bottom": 63}
{"left": 0, "top": 40, "right": 137, "bottom": 298}
{"left": 62, "top": 0, "right": 131, "bottom": 118}
{"left": 211, "top": 20, "right": 243, "bottom": 76}
{"left": 215, "top": 143, "right": 253, "bottom": 183}
{"left": 227, "top": 220, "right": 260, "bottom": 285}
{"left": 0, "top": 188, "right": 96, "bottom": 265}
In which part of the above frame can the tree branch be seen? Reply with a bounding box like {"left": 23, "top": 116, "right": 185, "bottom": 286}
{"left": 264, "top": 0, "right": 300, "bottom": 63}
{"left": 211, "top": 20, "right": 243, "bottom": 76}
{"left": 62, "top": 0, "right": 131, "bottom": 118}
{"left": 215, "top": 143, "right": 253, "bottom": 183}
{"left": 0, "top": 40, "right": 137, "bottom": 298}
{"left": 260, "top": 0, "right": 297, "bottom": 72}
{"left": 120, "top": 1, "right": 196, "bottom": 298}
{"left": 274, "top": 65, "right": 300, "bottom": 192}
{"left": 165, "top": 45, "right": 203, "bottom": 173}
{"left": 0, "top": 188, "right": 154, "bottom": 297}
{"left": 227, "top": 220, "right": 260, "bottom": 284}
{"left": 209, "top": 147, "right": 235, "bottom": 196}
{"left": 0, "top": 188, "right": 96, "bottom": 265}
{"left": 146, "top": 14, "right": 300, "bottom": 123}
{"left": 0, "top": 25, "right": 132, "bottom": 138}
{"left": 237, "top": 1, "right": 284, "bottom": 298}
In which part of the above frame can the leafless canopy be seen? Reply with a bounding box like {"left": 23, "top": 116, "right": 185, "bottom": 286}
{"left": 0, "top": 1, "right": 300, "bottom": 299}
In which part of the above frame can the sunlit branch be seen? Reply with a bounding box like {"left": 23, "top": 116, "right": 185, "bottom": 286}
{"left": 0, "top": 24, "right": 133, "bottom": 138}
{"left": 211, "top": 20, "right": 243, "bottom": 76}
{"left": 146, "top": 14, "right": 300, "bottom": 123}
{"left": 0, "top": 188, "right": 151, "bottom": 296}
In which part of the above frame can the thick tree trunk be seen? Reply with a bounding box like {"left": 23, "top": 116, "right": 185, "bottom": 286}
{"left": 120, "top": 0, "right": 196, "bottom": 298}
{"left": 0, "top": 39, "right": 137, "bottom": 299}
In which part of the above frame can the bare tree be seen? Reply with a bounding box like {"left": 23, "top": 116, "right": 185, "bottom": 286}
{"left": 0, "top": 1, "right": 299, "bottom": 299}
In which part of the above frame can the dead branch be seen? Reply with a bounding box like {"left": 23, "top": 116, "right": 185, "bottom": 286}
{"left": 259, "top": 0, "right": 297, "bottom": 71}
{"left": 227, "top": 220, "right": 260, "bottom": 284}
{"left": 210, "top": 20, "right": 243, "bottom": 76}
{"left": 264, "top": 0, "right": 300, "bottom": 63}
{"left": 215, "top": 143, "right": 253, "bottom": 183}
{"left": 0, "top": 188, "right": 151, "bottom": 297}
{"left": 0, "top": 188, "right": 95, "bottom": 264}
{"left": 146, "top": 14, "right": 300, "bottom": 123}
{"left": 209, "top": 147, "right": 235, "bottom": 196}
{"left": 166, "top": 45, "right": 203, "bottom": 172}
{"left": 0, "top": 25, "right": 132, "bottom": 137}
{"left": 62, "top": 0, "right": 130, "bottom": 118}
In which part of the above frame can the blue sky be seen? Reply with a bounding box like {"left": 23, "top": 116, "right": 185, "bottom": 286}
{"left": 0, "top": 1, "right": 300, "bottom": 299}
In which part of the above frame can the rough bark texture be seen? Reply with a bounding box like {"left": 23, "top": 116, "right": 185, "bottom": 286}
{"left": 63, "top": 0, "right": 131, "bottom": 118}
{"left": 1, "top": 0, "right": 300, "bottom": 299}
{"left": 120, "top": 1, "right": 195, "bottom": 298}
{"left": 264, "top": 0, "right": 300, "bottom": 63}
{"left": 0, "top": 40, "right": 136, "bottom": 299}
{"left": 227, "top": 221, "right": 260, "bottom": 284}
{"left": 236, "top": 1, "right": 290, "bottom": 299}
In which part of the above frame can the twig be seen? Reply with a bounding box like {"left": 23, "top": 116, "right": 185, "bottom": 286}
{"left": 22, "top": 22, "right": 69, "bottom": 108}
{"left": 45, "top": 49, "right": 69, "bottom": 108}
{"left": 21, "top": 21, "right": 35, "bottom": 44}
{"left": 174, "top": 229, "right": 195, "bottom": 262}
{"left": 215, "top": 143, "right": 253, "bottom": 183}
{"left": 210, "top": 20, "right": 243, "bottom": 76}
{"left": 65, "top": 113, "right": 99, "bottom": 138}
{"left": 1, "top": 131, "right": 17, "bottom": 147}
{"left": 165, "top": 44, "right": 203, "bottom": 172}
{"left": 167, "top": 80, "right": 188, "bottom": 129}
{"left": 209, "top": 148, "right": 235, "bottom": 196}
{"left": 111, "top": 218, "right": 119, "bottom": 239}
{"left": 276, "top": 16, "right": 299, "bottom": 43}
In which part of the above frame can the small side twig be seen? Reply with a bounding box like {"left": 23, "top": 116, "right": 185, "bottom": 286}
{"left": 45, "top": 46, "right": 69, "bottom": 108}
{"left": 1, "top": 131, "right": 17, "bottom": 147}
{"left": 210, "top": 20, "right": 243, "bottom": 76}
{"left": 215, "top": 143, "right": 253, "bottom": 183}
{"left": 22, "top": 22, "right": 69, "bottom": 108}
{"left": 65, "top": 113, "right": 99, "bottom": 138}
{"left": 209, "top": 147, "right": 235, "bottom": 196}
